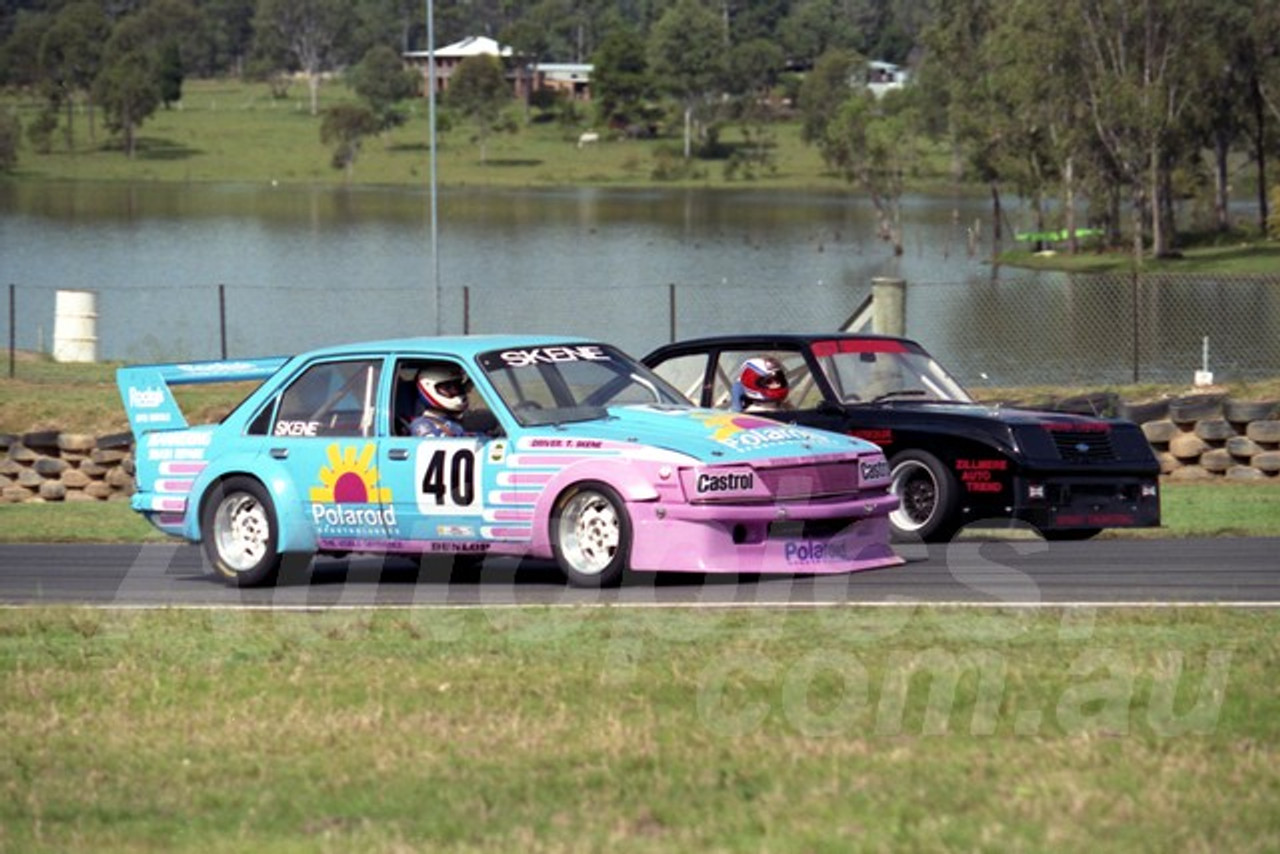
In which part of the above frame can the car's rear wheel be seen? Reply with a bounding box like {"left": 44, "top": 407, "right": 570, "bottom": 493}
{"left": 551, "top": 482, "right": 630, "bottom": 588}
{"left": 889, "top": 450, "right": 960, "bottom": 543}
{"left": 201, "top": 476, "right": 286, "bottom": 587}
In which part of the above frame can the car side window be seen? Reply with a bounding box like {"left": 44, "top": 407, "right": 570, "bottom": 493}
{"left": 710, "top": 349, "right": 818, "bottom": 411}
{"left": 392, "top": 359, "right": 496, "bottom": 437}
{"left": 273, "top": 359, "right": 381, "bottom": 438}
{"left": 648, "top": 354, "right": 709, "bottom": 405}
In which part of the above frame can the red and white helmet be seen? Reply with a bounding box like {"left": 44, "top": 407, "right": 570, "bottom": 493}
{"left": 417, "top": 365, "right": 471, "bottom": 414}
{"left": 738, "top": 356, "right": 788, "bottom": 405}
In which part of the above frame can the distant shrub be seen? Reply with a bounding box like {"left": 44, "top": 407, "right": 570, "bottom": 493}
{"left": 0, "top": 108, "right": 18, "bottom": 171}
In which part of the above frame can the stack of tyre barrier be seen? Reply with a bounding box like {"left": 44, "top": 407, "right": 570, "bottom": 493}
{"left": 1044, "top": 393, "right": 1280, "bottom": 481}
{"left": 2, "top": 396, "right": 1278, "bottom": 504}
{"left": 0, "top": 431, "right": 134, "bottom": 503}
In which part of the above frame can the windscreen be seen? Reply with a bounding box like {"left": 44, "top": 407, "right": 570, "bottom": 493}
{"left": 811, "top": 339, "right": 973, "bottom": 404}
{"left": 478, "top": 343, "right": 689, "bottom": 426}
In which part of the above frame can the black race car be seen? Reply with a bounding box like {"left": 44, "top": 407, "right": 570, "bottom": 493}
{"left": 643, "top": 334, "right": 1161, "bottom": 542}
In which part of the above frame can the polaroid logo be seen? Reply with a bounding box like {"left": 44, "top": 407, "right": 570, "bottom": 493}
{"left": 785, "top": 540, "right": 851, "bottom": 565}
{"left": 129, "top": 386, "right": 165, "bottom": 409}
{"left": 721, "top": 425, "right": 827, "bottom": 452}
{"left": 311, "top": 503, "right": 397, "bottom": 529}
{"left": 695, "top": 471, "right": 755, "bottom": 494}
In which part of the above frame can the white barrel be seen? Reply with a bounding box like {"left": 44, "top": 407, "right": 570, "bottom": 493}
{"left": 52, "top": 289, "right": 99, "bottom": 363}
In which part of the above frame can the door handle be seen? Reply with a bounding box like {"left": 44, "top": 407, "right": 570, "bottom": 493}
{"left": 388, "top": 448, "right": 410, "bottom": 461}
{"left": 269, "top": 448, "right": 288, "bottom": 459}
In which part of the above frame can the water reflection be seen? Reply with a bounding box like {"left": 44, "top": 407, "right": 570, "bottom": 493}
{"left": 1, "top": 182, "right": 1274, "bottom": 386}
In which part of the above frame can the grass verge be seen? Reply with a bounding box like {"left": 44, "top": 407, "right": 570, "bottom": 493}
{"left": 0, "top": 606, "right": 1276, "bottom": 852}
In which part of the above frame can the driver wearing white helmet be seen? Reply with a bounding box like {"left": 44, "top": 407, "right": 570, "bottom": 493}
{"left": 409, "top": 363, "right": 473, "bottom": 437}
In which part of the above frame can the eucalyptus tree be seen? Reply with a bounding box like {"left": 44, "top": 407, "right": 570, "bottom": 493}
{"left": 1182, "top": 0, "right": 1253, "bottom": 233}
{"left": 0, "top": 108, "right": 19, "bottom": 171}
{"left": 916, "top": 0, "right": 1010, "bottom": 242}
{"left": 320, "top": 102, "right": 380, "bottom": 177}
{"left": 726, "top": 0, "right": 790, "bottom": 46}
{"left": 986, "top": 0, "right": 1098, "bottom": 251}
{"left": 349, "top": 44, "right": 419, "bottom": 131}
{"left": 253, "top": 0, "right": 355, "bottom": 116}
{"left": 503, "top": 0, "right": 608, "bottom": 64}
{"left": 647, "top": 0, "right": 726, "bottom": 159}
{"left": 0, "top": 10, "right": 52, "bottom": 88}
{"left": 351, "top": 0, "right": 421, "bottom": 56}
{"left": 819, "top": 87, "right": 921, "bottom": 254}
{"left": 93, "top": 14, "right": 163, "bottom": 157}
{"left": 195, "top": 0, "right": 257, "bottom": 76}
{"left": 723, "top": 36, "right": 785, "bottom": 177}
{"left": 589, "top": 27, "right": 651, "bottom": 130}
{"left": 1237, "top": 0, "right": 1280, "bottom": 232}
{"left": 798, "top": 47, "right": 861, "bottom": 144}
{"left": 1068, "top": 0, "right": 1207, "bottom": 260}
{"left": 779, "top": 0, "right": 863, "bottom": 69}
{"left": 499, "top": 0, "right": 568, "bottom": 122}
{"left": 447, "top": 53, "right": 517, "bottom": 164}
{"left": 37, "top": 1, "right": 110, "bottom": 149}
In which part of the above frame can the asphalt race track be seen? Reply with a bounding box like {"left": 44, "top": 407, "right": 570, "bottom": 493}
{"left": 0, "top": 538, "right": 1277, "bottom": 607}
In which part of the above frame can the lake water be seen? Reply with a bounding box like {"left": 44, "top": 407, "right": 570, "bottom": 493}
{"left": 2, "top": 181, "right": 1275, "bottom": 386}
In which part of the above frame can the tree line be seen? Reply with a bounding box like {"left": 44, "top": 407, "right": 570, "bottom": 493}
{"left": 1, "top": 0, "right": 1278, "bottom": 256}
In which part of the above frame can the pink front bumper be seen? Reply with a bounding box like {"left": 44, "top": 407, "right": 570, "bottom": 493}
{"left": 626, "top": 492, "right": 903, "bottom": 575}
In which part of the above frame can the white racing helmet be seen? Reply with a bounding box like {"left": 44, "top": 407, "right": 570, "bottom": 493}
{"left": 416, "top": 365, "right": 471, "bottom": 413}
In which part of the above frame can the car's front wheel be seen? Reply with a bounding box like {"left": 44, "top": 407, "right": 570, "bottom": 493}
{"left": 201, "top": 476, "right": 286, "bottom": 587}
{"left": 889, "top": 450, "right": 960, "bottom": 543}
{"left": 551, "top": 482, "right": 631, "bottom": 588}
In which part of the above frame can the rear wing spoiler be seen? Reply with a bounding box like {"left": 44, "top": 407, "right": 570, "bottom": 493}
{"left": 117, "top": 357, "right": 289, "bottom": 437}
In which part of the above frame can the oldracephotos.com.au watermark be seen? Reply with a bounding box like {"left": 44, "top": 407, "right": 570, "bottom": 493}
{"left": 694, "top": 644, "right": 1232, "bottom": 739}
{"left": 94, "top": 535, "right": 1243, "bottom": 741}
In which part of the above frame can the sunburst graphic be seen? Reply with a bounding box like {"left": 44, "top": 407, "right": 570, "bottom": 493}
{"left": 689, "top": 410, "right": 776, "bottom": 443}
{"left": 310, "top": 443, "right": 392, "bottom": 503}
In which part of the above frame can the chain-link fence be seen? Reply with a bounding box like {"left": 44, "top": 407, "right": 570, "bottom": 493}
{"left": 5, "top": 272, "right": 1279, "bottom": 388}
{"left": 915, "top": 272, "right": 1280, "bottom": 388}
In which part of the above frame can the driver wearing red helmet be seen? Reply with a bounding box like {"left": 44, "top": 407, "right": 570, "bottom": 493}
{"left": 732, "top": 356, "right": 790, "bottom": 413}
{"left": 409, "top": 364, "right": 473, "bottom": 437}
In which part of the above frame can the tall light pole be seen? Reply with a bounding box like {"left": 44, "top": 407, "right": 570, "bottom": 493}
{"left": 425, "top": 0, "right": 440, "bottom": 334}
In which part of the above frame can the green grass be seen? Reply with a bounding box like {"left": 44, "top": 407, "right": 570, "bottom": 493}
{"left": 4, "top": 77, "right": 837, "bottom": 191}
{"left": 1, "top": 351, "right": 254, "bottom": 437}
{"left": 999, "top": 240, "right": 1280, "bottom": 274}
{"left": 0, "top": 501, "right": 171, "bottom": 542}
{"left": 1, "top": 606, "right": 1276, "bottom": 852}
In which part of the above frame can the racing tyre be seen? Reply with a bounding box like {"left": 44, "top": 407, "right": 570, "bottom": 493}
{"left": 201, "top": 477, "right": 287, "bottom": 587}
{"left": 889, "top": 450, "right": 960, "bottom": 543}
{"left": 551, "top": 482, "right": 631, "bottom": 588}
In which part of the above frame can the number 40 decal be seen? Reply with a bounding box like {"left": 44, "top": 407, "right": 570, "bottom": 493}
{"left": 415, "top": 444, "right": 480, "bottom": 513}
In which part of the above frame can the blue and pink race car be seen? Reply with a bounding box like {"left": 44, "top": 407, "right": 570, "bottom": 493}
{"left": 118, "top": 336, "right": 902, "bottom": 587}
